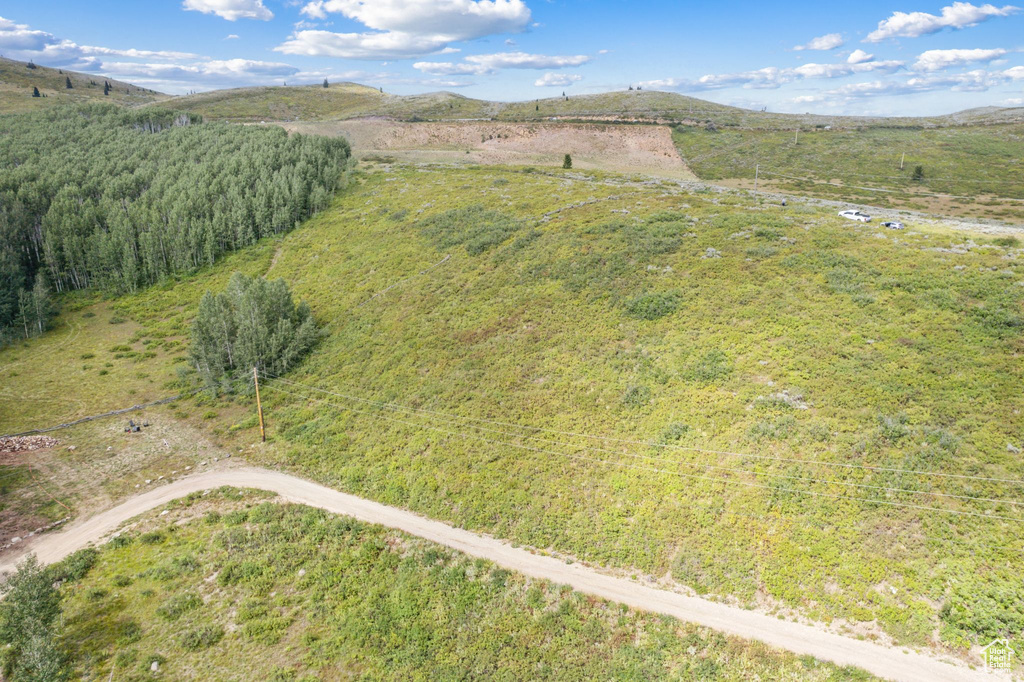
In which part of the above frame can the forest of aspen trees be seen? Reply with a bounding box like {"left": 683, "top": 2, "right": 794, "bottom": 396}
{"left": 0, "top": 103, "right": 350, "bottom": 342}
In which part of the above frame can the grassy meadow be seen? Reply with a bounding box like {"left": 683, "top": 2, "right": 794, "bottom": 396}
{"left": 55, "top": 489, "right": 874, "bottom": 681}
{"left": 672, "top": 124, "right": 1024, "bottom": 222}
{"left": 1, "top": 162, "right": 1023, "bottom": 665}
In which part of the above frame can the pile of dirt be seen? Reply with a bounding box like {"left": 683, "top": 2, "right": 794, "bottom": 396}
{"left": 279, "top": 119, "right": 696, "bottom": 178}
{"left": 0, "top": 435, "right": 59, "bottom": 454}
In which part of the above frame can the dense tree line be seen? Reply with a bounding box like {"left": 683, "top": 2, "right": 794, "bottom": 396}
{"left": 0, "top": 103, "right": 350, "bottom": 342}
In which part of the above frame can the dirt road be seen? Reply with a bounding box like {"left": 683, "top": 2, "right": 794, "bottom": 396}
{"left": 0, "top": 467, "right": 1005, "bottom": 682}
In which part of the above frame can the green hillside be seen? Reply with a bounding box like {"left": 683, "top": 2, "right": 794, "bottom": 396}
{"left": 164, "top": 81, "right": 1024, "bottom": 130}
{"left": 42, "top": 489, "right": 873, "bottom": 681}
{"left": 2, "top": 159, "right": 1022, "bottom": 668}
{"left": 673, "top": 123, "right": 1024, "bottom": 222}
{"left": 0, "top": 57, "right": 167, "bottom": 113}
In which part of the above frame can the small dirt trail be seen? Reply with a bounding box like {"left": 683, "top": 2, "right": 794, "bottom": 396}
{"left": 0, "top": 467, "right": 1002, "bottom": 682}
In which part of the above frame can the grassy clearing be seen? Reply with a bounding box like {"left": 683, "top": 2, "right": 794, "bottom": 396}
{"left": 2, "top": 163, "right": 1023, "bottom": 662}
{"left": 56, "top": 490, "right": 874, "bottom": 681}
{"left": 672, "top": 124, "right": 1024, "bottom": 222}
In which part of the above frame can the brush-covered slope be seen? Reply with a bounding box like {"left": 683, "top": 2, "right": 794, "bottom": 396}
{"left": 164, "top": 81, "right": 1024, "bottom": 130}
{"left": 0, "top": 57, "right": 167, "bottom": 113}
{"left": 3, "top": 163, "right": 1022, "bottom": 666}
{"left": 51, "top": 489, "right": 873, "bottom": 680}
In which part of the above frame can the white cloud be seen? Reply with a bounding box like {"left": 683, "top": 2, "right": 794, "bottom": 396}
{"left": 793, "top": 59, "right": 902, "bottom": 79}
{"left": 80, "top": 46, "right": 202, "bottom": 60}
{"left": 281, "top": 0, "right": 531, "bottom": 59}
{"left": 535, "top": 72, "right": 582, "bottom": 87}
{"left": 827, "top": 69, "right": 1005, "bottom": 98}
{"left": 1000, "top": 97, "right": 1024, "bottom": 104}
{"left": 793, "top": 33, "right": 844, "bottom": 51}
{"left": 0, "top": 15, "right": 200, "bottom": 69}
{"left": 847, "top": 49, "right": 874, "bottom": 64}
{"left": 182, "top": 0, "right": 273, "bottom": 21}
{"left": 225, "top": 34, "right": 240, "bottom": 40}
{"left": 414, "top": 51, "right": 590, "bottom": 75}
{"left": 641, "top": 58, "right": 903, "bottom": 91}
{"left": 914, "top": 47, "right": 1009, "bottom": 71}
{"left": 1005, "top": 65, "right": 1024, "bottom": 78}
{"left": 865, "top": 2, "right": 1019, "bottom": 42}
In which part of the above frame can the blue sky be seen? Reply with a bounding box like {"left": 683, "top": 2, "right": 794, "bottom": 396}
{"left": 1, "top": 1, "right": 1022, "bottom": 115}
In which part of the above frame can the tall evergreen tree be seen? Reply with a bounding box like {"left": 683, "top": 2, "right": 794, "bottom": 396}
{"left": 64, "top": 76, "right": 72, "bottom": 89}
{"left": 103, "top": 81, "right": 110, "bottom": 96}
{"left": 31, "top": 86, "right": 40, "bottom": 97}
{"left": 323, "top": 78, "right": 329, "bottom": 88}
{"left": 563, "top": 154, "right": 572, "bottom": 169}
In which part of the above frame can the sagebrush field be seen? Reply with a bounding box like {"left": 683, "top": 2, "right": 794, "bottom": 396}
{"left": 2, "top": 161, "right": 1021, "bottom": 668}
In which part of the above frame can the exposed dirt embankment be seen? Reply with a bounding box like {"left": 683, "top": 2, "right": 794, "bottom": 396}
{"left": 278, "top": 119, "right": 695, "bottom": 178}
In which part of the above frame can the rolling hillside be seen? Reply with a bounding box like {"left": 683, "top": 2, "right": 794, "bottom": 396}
{"left": 2, "top": 161, "right": 1021, "bottom": 671}
{"left": 164, "top": 81, "right": 1024, "bottom": 130}
{"left": 0, "top": 57, "right": 167, "bottom": 113}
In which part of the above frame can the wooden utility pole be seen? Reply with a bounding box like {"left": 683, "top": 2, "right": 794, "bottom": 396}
{"left": 794, "top": 129, "right": 799, "bottom": 144}
{"left": 253, "top": 366, "right": 266, "bottom": 442}
{"left": 754, "top": 164, "right": 759, "bottom": 193}
{"left": 900, "top": 152, "right": 905, "bottom": 170}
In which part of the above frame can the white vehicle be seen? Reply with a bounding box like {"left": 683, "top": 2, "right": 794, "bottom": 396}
{"left": 838, "top": 210, "right": 872, "bottom": 223}
{"left": 881, "top": 221, "right": 904, "bottom": 230}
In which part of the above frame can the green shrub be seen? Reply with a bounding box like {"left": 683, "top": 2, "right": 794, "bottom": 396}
{"left": 417, "top": 205, "right": 522, "bottom": 256}
{"left": 625, "top": 290, "right": 682, "bottom": 320}
{"left": 155, "top": 593, "right": 201, "bottom": 621}
{"left": 181, "top": 624, "right": 224, "bottom": 650}
{"left": 684, "top": 350, "right": 732, "bottom": 383}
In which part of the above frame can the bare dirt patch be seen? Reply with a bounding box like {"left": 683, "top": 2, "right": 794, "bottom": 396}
{"left": 279, "top": 119, "right": 696, "bottom": 178}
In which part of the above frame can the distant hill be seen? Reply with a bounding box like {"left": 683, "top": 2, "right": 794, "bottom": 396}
{"left": 0, "top": 57, "right": 168, "bottom": 113}
{"left": 164, "top": 81, "right": 1024, "bottom": 130}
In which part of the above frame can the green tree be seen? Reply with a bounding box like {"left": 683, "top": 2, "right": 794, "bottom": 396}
{"left": 64, "top": 76, "right": 72, "bottom": 89}
{"left": 30, "top": 271, "right": 54, "bottom": 335}
{"left": 562, "top": 154, "right": 572, "bottom": 169}
{"left": 323, "top": 78, "right": 329, "bottom": 88}
{"left": 0, "top": 555, "right": 67, "bottom": 681}
{"left": 31, "top": 87, "right": 40, "bottom": 98}
{"left": 103, "top": 81, "right": 110, "bottom": 96}
{"left": 912, "top": 165, "right": 924, "bottom": 181}
{"left": 190, "top": 273, "right": 319, "bottom": 388}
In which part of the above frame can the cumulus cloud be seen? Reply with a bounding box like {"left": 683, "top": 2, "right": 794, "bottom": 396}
{"left": 793, "top": 33, "right": 844, "bottom": 51}
{"left": 865, "top": 2, "right": 1019, "bottom": 42}
{"left": 414, "top": 51, "right": 590, "bottom": 75}
{"left": 641, "top": 58, "right": 903, "bottom": 91}
{"left": 847, "top": 49, "right": 874, "bottom": 64}
{"left": 0, "top": 15, "right": 349, "bottom": 94}
{"left": 182, "top": 0, "right": 273, "bottom": 21}
{"left": 225, "top": 34, "right": 240, "bottom": 40}
{"left": 1005, "top": 65, "right": 1024, "bottom": 78}
{"left": 913, "top": 47, "right": 1009, "bottom": 71}
{"left": 535, "top": 72, "right": 582, "bottom": 87}
{"left": 280, "top": 0, "right": 531, "bottom": 59}
{"left": 0, "top": 15, "right": 200, "bottom": 69}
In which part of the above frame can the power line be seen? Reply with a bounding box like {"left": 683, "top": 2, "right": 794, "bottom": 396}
{"left": 260, "top": 372, "right": 1024, "bottom": 486}
{"left": 259, "top": 381, "right": 1024, "bottom": 523}
{"left": 260, "top": 375, "right": 1022, "bottom": 508}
